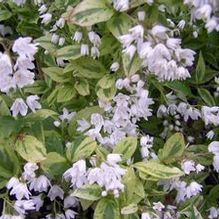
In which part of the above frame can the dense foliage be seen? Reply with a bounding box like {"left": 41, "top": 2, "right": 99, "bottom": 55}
{"left": 0, "top": 0, "right": 219, "bottom": 218}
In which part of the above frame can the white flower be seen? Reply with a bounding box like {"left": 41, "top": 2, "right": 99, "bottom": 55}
{"left": 56, "top": 57, "right": 65, "bottom": 67}
{"left": 31, "top": 196, "right": 43, "bottom": 211}
{"left": 151, "top": 25, "right": 168, "bottom": 40}
{"left": 40, "top": 13, "right": 52, "bottom": 25}
{"left": 129, "top": 25, "right": 144, "bottom": 39}
{"left": 14, "top": 200, "right": 35, "bottom": 215}
{"left": 10, "top": 98, "right": 28, "bottom": 117}
{"left": 54, "top": 120, "right": 61, "bottom": 127}
{"left": 87, "top": 159, "right": 126, "bottom": 194}
{"left": 59, "top": 108, "right": 76, "bottom": 122}
{"left": 131, "top": 74, "right": 140, "bottom": 82}
{"left": 137, "top": 11, "right": 145, "bottom": 21}
{"left": 113, "top": 0, "right": 129, "bottom": 11}
{"left": 207, "top": 130, "right": 215, "bottom": 140}
{"left": 56, "top": 17, "right": 65, "bottom": 28}
{"left": 178, "top": 20, "right": 186, "bottom": 29}
{"left": 14, "top": 56, "right": 35, "bottom": 70}
{"left": 181, "top": 160, "right": 196, "bottom": 175}
{"left": 110, "top": 62, "right": 120, "bottom": 72}
{"left": 48, "top": 185, "right": 64, "bottom": 201}
{"left": 166, "top": 38, "right": 181, "bottom": 50}
{"left": 64, "top": 196, "right": 78, "bottom": 208}
{"left": 107, "top": 154, "right": 122, "bottom": 165}
{"left": 208, "top": 207, "right": 219, "bottom": 219}
{"left": 196, "top": 164, "right": 205, "bottom": 173}
{"left": 38, "top": 4, "right": 47, "bottom": 14}
{"left": 13, "top": 37, "right": 38, "bottom": 60}
{"left": 0, "top": 52, "right": 12, "bottom": 76}
{"left": 202, "top": 106, "right": 219, "bottom": 126}
{"left": 58, "top": 37, "right": 65, "bottom": 46}
{"left": 51, "top": 34, "right": 59, "bottom": 44}
{"left": 213, "top": 155, "right": 219, "bottom": 172}
{"left": 140, "top": 147, "right": 150, "bottom": 159}
{"left": 65, "top": 209, "right": 77, "bottom": 219}
{"left": 77, "top": 119, "right": 90, "bottom": 132}
{"left": 119, "top": 34, "right": 134, "bottom": 48}
{"left": 7, "top": 177, "right": 19, "bottom": 190}
{"left": 140, "top": 135, "right": 153, "bottom": 147}
{"left": 13, "top": 0, "right": 26, "bottom": 6}
{"left": 88, "top": 31, "right": 101, "bottom": 46}
{"left": 10, "top": 182, "right": 31, "bottom": 200}
{"left": 29, "top": 175, "right": 51, "bottom": 192}
{"left": 186, "top": 182, "right": 202, "bottom": 198}
{"left": 208, "top": 141, "right": 219, "bottom": 155}
{"left": 205, "top": 17, "right": 218, "bottom": 33}
{"left": 13, "top": 69, "right": 35, "bottom": 88}
{"left": 73, "top": 31, "right": 82, "bottom": 43}
{"left": 91, "top": 46, "right": 100, "bottom": 59}
{"left": 123, "top": 45, "right": 136, "bottom": 59}
{"left": 80, "top": 44, "right": 89, "bottom": 56}
{"left": 63, "top": 160, "right": 87, "bottom": 188}
{"left": 152, "top": 201, "right": 165, "bottom": 211}
{"left": 91, "top": 113, "right": 104, "bottom": 131}
{"left": 22, "top": 162, "right": 38, "bottom": 180}
{"left": 141, "top": 213, "right": 151, "bottom": 219}
{"left": 26, "top": 95, "right": 41, "bottom": 112}
{"left": 195, "top": 4, "right": 212, "bottom": 21}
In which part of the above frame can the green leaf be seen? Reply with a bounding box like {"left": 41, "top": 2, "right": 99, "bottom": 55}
{"left": 121, "top": 204, "right": 138, "bottom": 215}
{"left": 96, "top": 86, "right": 117, "bottom": 101}
{"left": 57, "top": 84, "right": 76, "bottom": 103}
{"left": 0, "top": 96, "right": 10, "bottom": 116}
{"left": 122, "top": 168, "right": 145, "bottom": 204}
{"left": 42, "top": 67, "right": 70, "bottom": 83}
{"left": 98, "top": 75, "right": 115, "bottom": 89}
{"left": 15, "top": 135, "right": 47, "bottom": 162}
{"left": 25, "top": 109, "right": 57, "bottom": 122}
{"left": 41, "top": 152, "right": 70, "bottom": 177}
{"left": 74, "top": 79, "right": 90, "bottom": 96}
{"left": 133, "top": 160, "right": 184, "bottom": 179}
{"left": 56, "top": 45, "right": 81, "bottom": 60}
{"left": 72, "top": 57, "right": 106, "bottom": 79}
{"left": 186, "top": 144, "right": 213, "bottom": 166}
{"left": 164, "top": 81, "right": 194, "bottom": 98}
{"left": 68, "top": 0, "right": 114, "bottom": 26}
{"left": 73, "top": 184, "right": 102, "bottom": 201}
{"left": 0, "top": 10, "right": 12, "bottom": 22}
{"left": 0, "top": 116, "right": 23, "bottom": 138}
{"left": 122, "top": 53, "right": 141, "bottom": 77}
{"left": 94, "top": 198, "right": 120, "bottom": 219}
{"left": 35, "top": 35, "right": 57, "bottom": 53}
{"left": 113, "top": 137, "right": 137, "bottom": 161}
{"left": 23, "top": 80, "right": 47, "bottom": 94}
{"left": 0, "top": 139, "right": 20, "bottom": 187}
{"left": 158, "top": 133, "right": 185, "bottom": 164}
{"left": 72, "top": 137, "right": 97, "bottom": 162}
{"left": 195, "top": 52, "right": 206, "bottom": 84}
{"left": 107, "top": 13, "right": 133, "bottom": 39}
{"left": 129, "top": 0, "right": 147, "bottom": 8}
{"left": 198, "top": 88, "right": 216, "bottom": 106}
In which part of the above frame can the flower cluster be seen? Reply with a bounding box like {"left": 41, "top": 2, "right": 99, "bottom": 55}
{"left": 0, "top": 37, "right": 38, "bottom": 93}
{"left": 63, "top": 154, "right": 126, "bottom": 198}
{"left": 78, "top": 75, "right": 154, "bottom": 147}
{"left": 184, "top": 0, "right": 219, "bottom": 32}
{"left": 119, "top": 24, "right": 196, "bottom": 81}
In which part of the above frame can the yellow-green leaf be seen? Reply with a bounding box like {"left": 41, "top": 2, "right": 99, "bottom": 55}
{"left": 15, "top": 135, "right": 47, "bottom": 162}
{"left": 134, "top": 160, "right": 184, "bottom": 179}
{"left": 69, "top": 0, "right": 114, "bottom": 26}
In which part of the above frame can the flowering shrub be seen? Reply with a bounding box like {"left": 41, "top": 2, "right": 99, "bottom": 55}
{"left": 0, "top": 0, "right": 219, "bottom": 218}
